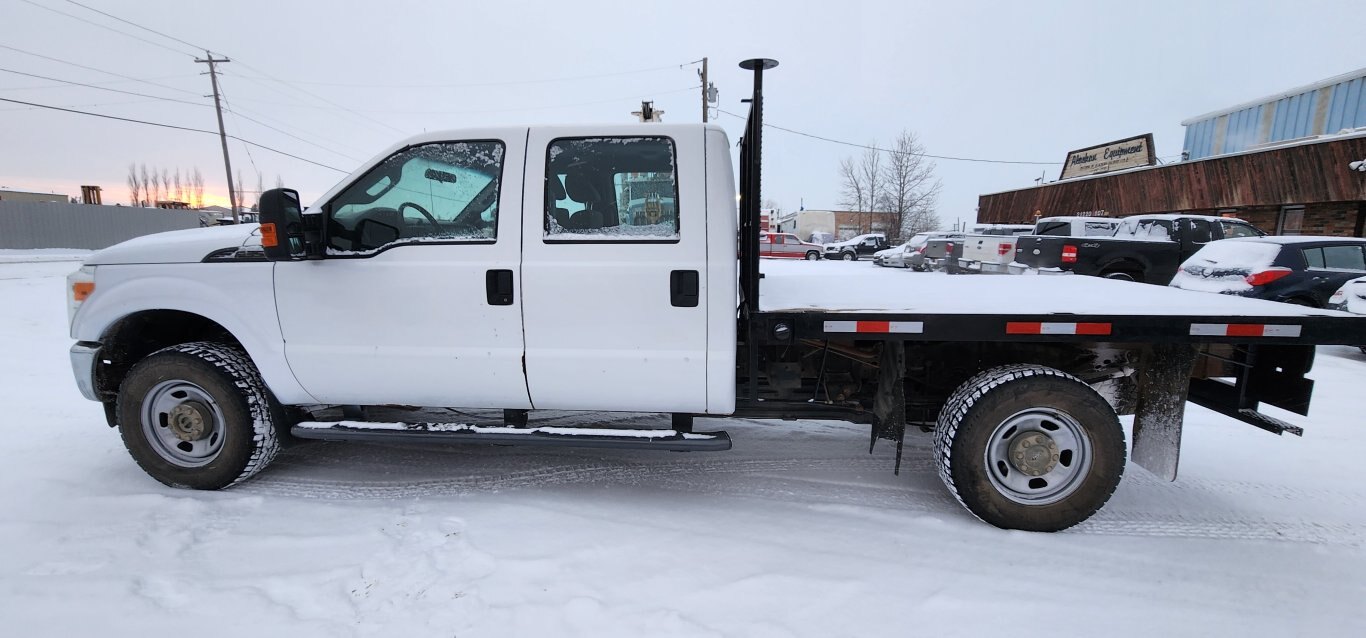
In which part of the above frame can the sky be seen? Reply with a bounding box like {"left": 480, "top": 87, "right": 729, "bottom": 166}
{"left": 2, "top": 0, "right": 1364, "bottom": 222}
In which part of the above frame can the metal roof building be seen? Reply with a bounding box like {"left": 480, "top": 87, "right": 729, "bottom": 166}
{"left": 1182, "top": 67, "right": 1366, "bottom": 160}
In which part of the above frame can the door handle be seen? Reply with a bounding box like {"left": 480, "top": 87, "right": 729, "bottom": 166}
{"left": 486, "top": 269, "right": 514, "bottom": 305}
{"left": 670, "top": 270, "right": 699, "bottom": 307}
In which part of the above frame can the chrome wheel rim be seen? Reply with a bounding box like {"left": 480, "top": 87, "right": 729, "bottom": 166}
{"left": 984, "top": 408, "right": 1093, "bottom": 505}
{"left": 140, "top": 380, "right": 227, "bottom": 467}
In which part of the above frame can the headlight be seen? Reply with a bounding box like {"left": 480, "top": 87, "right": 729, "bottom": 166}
{"left": 67, "top": 265, "right": 96, "bottom": 326}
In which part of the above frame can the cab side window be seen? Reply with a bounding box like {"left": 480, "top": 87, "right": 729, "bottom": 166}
{"left": 327, "top": 141, "right": 505, "bottom": 253}
{"left": 544, "top": 136, "right": 679, "bottom": 242}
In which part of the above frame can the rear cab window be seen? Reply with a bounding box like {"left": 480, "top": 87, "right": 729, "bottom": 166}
{"left": 1305, "top": 244, "right": 1366, "bottom": 271}
{"left": 544, "top": 136, "right": 679, "bottom": 242}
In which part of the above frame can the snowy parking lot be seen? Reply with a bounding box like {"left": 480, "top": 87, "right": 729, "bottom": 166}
{"left": 3, "top": 254, "right": 1365, "bottom": 637}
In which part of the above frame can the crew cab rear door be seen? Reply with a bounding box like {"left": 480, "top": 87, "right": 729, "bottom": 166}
{"left": 274, "top": 130, "right": 531, "bottom": 408}
{"left": 520, "top": 127, "right": 709, "bottom": 412}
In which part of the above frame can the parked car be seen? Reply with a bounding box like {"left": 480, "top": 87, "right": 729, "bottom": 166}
{"left": 1031, "top": 216, "right": 1120, "bottom": 237}
{"left": 1329, "top": 276, "right": 1366, "bottom": 354}
{"left": 824, "top": 233, "right": 888, "bottom": 261}
{"left": 1169, "top": 236, "right": 1366, "bottom": 307}
{"left": 872, "top": 242, "right": 908, "bottom": 268}
{"left": 1015, "top": 214, "right": 1264, "bottom": 284}
{"left": 760, "top": 232, "right": 824, "bottom": 260}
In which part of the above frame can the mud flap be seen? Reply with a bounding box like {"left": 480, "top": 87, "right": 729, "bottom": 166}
{"left": 871, "top": 341, "right": 908, "bottom": 473}
{"left": 1132, "top": 343, "right": 1198, "bottom": 481}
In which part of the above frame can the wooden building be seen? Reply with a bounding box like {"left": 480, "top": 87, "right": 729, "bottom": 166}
{"left": 978, "top": 134, "right": 1366, "bottom": 236}
{"left": 980, "top": 68, "right": 1366, "bottom": 237}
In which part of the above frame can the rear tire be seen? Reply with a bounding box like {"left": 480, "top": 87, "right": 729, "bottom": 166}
{"left": 116, "top": 341, "right": 283, "bottom": 490}
{"left": 1102, "top": 271, "right": 1138, "bottom": 282}
{"left": 805, "top": 251, "right": 821, "bottom": 261}
{"left": 934, "top": 364, "right": 1125, "bottom": 532}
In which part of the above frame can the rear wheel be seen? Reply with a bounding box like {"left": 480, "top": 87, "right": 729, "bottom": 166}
{"left": 116, "top": 342, "right": 283, "bottom": 489}
{"left": 805, "top": 251, "right": 821, "bottom": 261}
{"left": 934, "top": 364, "right": 1125, "bottom": 531}
{"left": 1102, "top": 271, "right": 1138, "bottom": 282}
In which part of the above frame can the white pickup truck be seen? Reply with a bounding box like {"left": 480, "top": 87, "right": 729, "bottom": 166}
{"left": 65, "top": 60, "right": 1366, "bottom": 531}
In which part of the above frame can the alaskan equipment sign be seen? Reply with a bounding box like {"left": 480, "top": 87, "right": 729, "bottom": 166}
{"left": 1059, "top": 134, "right": 1156, "bottom": 180}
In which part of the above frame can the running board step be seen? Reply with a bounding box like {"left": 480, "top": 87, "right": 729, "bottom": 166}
{"left": 292, "top": 421, "right": 732, "bottom": 451}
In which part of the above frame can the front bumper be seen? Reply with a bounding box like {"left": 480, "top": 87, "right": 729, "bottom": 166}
{"left": 70, "top": 342, "right": 101, "bottom": 401}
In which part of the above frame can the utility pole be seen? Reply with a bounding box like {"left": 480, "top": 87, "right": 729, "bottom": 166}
{"left": 196, "top": 51, "right": 238, "bottom": 224}
{"left": 698, "top": 57, "right": 708, "bottom": 122}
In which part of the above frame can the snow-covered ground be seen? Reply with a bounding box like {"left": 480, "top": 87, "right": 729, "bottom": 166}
{"left": 2, "top": 254, "right": 1364, "bottom": 637}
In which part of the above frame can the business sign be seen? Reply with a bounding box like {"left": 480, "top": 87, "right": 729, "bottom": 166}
{"left": 1059, "top": 134, "right": 1156, "bottom": 180}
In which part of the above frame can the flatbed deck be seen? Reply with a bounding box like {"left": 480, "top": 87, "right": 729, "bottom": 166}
{"left": 756, "top": 260, "right": 1366, "bottom": 345}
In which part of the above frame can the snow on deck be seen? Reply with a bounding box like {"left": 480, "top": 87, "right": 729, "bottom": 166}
{"left": 759, "top": 259, "right": 1351, "bottom": 317}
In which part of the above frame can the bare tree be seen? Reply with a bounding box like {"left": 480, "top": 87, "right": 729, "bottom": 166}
{"left": 161, "top": 168, "right": 172, "bottom": 204}
{"left": 192, "top": 168, "right": 204, "bottom": 209}
{"left": 139, "top": 164, "right": 151, "bottom": 206}
{"left": 253, "top": 172, "right": 264, "bottom": 211}
{"left": 839, "top": 156, "right": 866, "bottom": 214}
{"left": 173, "top": 168, "right": 184, "bottom": 203}
{"left": 881, "top": 130, "right": 942, "bottom": 238}
{"left": 859, "top": 146, "right": 884, "bottom": 235}
{"left": 235, "top": 169, "right": 246, "bottom": 213}
{"left": 126, "top": 163, "right": 141, "bottom": 206}
{"left": 274, "top": 174, "right": 284, "bottom": 189}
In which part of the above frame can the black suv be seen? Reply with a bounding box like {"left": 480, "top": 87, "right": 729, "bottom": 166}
{"left": 1169, "top": 236, "right": 1366, "bottom": 307}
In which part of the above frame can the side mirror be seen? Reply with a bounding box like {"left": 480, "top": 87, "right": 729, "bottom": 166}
{"left": 259, "top": 188, "right": 305, "bottom": 261}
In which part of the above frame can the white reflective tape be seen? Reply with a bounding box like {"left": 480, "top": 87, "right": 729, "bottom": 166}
{"left": 1189, "top": 324, "right": 1302, "bottom": 337}
{"left": 823, "top": 320, "right": 924, "bottom": 334}
{"left": 1262, "top": 325, "right": 1302, "bottom": 337}
{"left": 1039, "top": 323, "right": 1078, "bottom": 335}
{"left": 1189, "top": 323, "right": 1228, "bottom": 336}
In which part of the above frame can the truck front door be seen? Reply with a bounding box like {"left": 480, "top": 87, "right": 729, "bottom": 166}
{"left": 273, "top": 132, "right": 531, "bottom": 408}
{"left": 519, "top": 128, "right": 710, "bottom": 412}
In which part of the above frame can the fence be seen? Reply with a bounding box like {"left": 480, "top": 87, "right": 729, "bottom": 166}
{"left": 0, "top": 201, "right": 203, "bottom": 249}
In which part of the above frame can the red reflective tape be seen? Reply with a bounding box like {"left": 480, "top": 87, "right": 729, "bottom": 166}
{"left": 857, "top": 321, "right": 890, "bottom": 333}
{"left": 1006, "top": 322, "right": 1042, "bottom": 334}
{"left": 1226, "top": 324, "right": 1265, "bottom": 337}
{"left": 1076, "top": 322, "right": 1112, "bottom": 335}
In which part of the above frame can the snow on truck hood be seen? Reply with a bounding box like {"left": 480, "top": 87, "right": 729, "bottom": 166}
{"left": 84, "top": 224, "right": 261, "bottom": 266}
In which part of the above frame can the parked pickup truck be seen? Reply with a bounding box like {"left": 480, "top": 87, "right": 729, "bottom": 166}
{"left": 1014, "top": 214, "right": 1265, "bottom": 284}
{"left": 955, "top": 224, "right": 1035, "bottom": 274}
{"left": 823, "top": 233, "right": 888, "bottom": 261}
{"left": 65, "top": 61, "right": 1366, "bottom": 533}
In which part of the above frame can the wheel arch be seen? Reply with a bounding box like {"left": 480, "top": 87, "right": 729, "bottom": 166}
{"left": 74, "top": 268, "right": 314, "bottom": 405}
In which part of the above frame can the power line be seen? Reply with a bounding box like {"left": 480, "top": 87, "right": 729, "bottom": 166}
{"left": 16, "top": 0, "right": 198, "bottom": 58}
{"left": 0, "top": 96, "right": 346, "bottom": 172}
{"left": 717, "top": 109, "right": 1062, "bottom": 166}
{"left": 227, "top": 62, "right": 697, "bottom": 89}
{"left": 216, "top": 74, "right": 365, "bottom": 162}
{"left": 224, "top": 104, "right": 363, "bottom": 162}
{"left": 0, "top": 98, "right": 167, "bottom": 112}
{"left": 0, "top": 44, "right": 201, "bottom": 96}
{"left": 229, "top": 61, "right": 407, "bottom": 135}
{"left": 63, "top": 0, "right": 209, "bottom": 53}
{"left": 0, "top": 66, "right": 210, "bottom": 108}
{"left": 225, "top": 84, "right": 701, "bottom": 115}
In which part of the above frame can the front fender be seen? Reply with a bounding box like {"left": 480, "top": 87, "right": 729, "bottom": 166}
{"left": 71, "top": 263, "right": 316, "bottom": 404}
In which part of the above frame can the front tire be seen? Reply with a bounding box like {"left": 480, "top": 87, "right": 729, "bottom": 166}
{"left": 934, "top": 364, "right": 1125, "bottom": 532}
{"left": 805, "top": 251, "right": 821, "bottom": 261}
{"left": 841, "top": 251, "right": 856, "bottom": 261}
{"left": 116, "top": 342, "right": 283, "bottom": 489}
